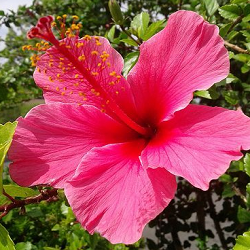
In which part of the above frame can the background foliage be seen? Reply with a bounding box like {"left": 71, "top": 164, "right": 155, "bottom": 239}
{"left": 0, "top": 0, "right": 250, "bottom": 249}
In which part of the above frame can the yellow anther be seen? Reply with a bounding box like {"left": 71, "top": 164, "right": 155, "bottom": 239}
{"left": 97, "top": 63, "right": 102, "bottom": 67}
{"left": 72, "top": 15, "right": 79, "bottom": 20}
{"left": 94, "top": 36, "right": 100, "bottom": 41}
{"left": 51, "top": 21, "right": 57, "bottom": 27}
{"left": 59, "top": 42, "right": 66, "bottom": 46}
{"left": 83, "top": 97, "right": 88, "bottom": 101}
{"left": 109, "top": 71, "right": 116, "bottom": 77}
{"left": 57, "top": 74, "right": 60, "bottom": 78}
{"left": 83, "top": 35, "right": 92, "bottom": 41}
{"left": 48, "top": 76, "right": 54, "bottom": 82}
{"left": 95, "top": 92, "right": 100, "bottom": 96}
{"left": 78, "top": 55, "right": 85, "bottom": 61}
{"left": 56, "top": 86, "right": 60, "bottom": 91}
{"left": 106, "top": 100, "right": 110, "bottom": 104}
{"left": 49, "top": 62, "right": 53, "bottom": 67}
{"left": 69, "top": 91, "right": 73, "bottom": 95}
{"left": 115, "top": 91, "right": 119, "bottom": 95}
{"left": 75, "top": 74, "right": 79, "bottom": 78}
{"left": 91, "top": 88, "right": 96, "bottom": 93}
{"left": 66, "top": 45, "right": 71, "bottom": 49}
{"left": 60, "top": 57, "right": 64, "bottom": 61}
{"left": 63, "top": 14, "right": 67, "bottom": 19}
{"left": 61, "top": 92, "right": 65, "bottom": 96}
{"left": 91, "top": 51, "right": 99, "bottom": 56}
{"left": 76, "top": 42, "right": 84, "bottom": 48}
{"left": 37, "top": 67, "right": 41, "bottom": 73}
{"left": 116, "top": 75, "right": 121, "bottom": 79}
{"left": 22, "top": 45, "right": 27, "bottom": 51}
{"left": 36, "top": 43, "right": 41, "bottom": 47}
{"left": 96, "top": 41, "right": 102, "bottom": 46}
{"left": 91, "top": 72, "right": 99, "bottom": 76}
{"left": 56, "top": 16, "right": 62, "bottom": 20}
{"left": 109, "top": 81, "right": 115, "bottom": 86}
{"left": 78, "top": 103, "right": 82, "bottom": 106}
{"left": 74, "top": 82, "right": 79, "bottom": 87}
{"left": 63, "top": 87, "right": 67, "bottom": 91}
{"left": 78, "top": 91, "right": 84, "bottom": 96}
{"left": 106, "top": 62, "right": 111, "bottom": 67}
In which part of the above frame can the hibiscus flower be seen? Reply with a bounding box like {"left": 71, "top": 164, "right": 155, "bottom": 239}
{"left": 9, "top": 10, "right": 250, "bottom": 244}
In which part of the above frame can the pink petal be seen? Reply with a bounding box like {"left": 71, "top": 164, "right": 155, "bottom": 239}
{"left": 142, "top": 105, "right": 250, "bottom": 190}
{"left": 127, "top": 10, "right": 229, "bottom": 125}
{"left": 34, "top": 36, "right": 137, "bottom": 120}
{"left": 65, "top": 141, "right": 176, "bottom": 244}
{"left": 9, "top": 103, "right": 136, "bottom": 188}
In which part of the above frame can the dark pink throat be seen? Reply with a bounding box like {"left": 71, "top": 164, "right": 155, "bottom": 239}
{"left": 27, "top": 16, "right": 154, "bottom": 138}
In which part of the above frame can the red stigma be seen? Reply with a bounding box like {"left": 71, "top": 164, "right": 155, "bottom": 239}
{"left": 27, "top": 16, "right": 56, "bottom": 43}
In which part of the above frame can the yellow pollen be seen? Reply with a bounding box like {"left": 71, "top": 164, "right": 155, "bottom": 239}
{"left": 59, "top": 42, "right": 66, "bottom": 46}
{"left": 106, "top": 62, "right": 111, "bottom": 67}
{"left": 97, "top": 63, "right": 102, "bottom": 67}
{"left": 56, "top": 16, "right": 62, "bottom": 20}
{"left": 96, "top": 41, "right": 102, "bottom": 46}
{"left": 91, "top": 51, "right": 99, "bottom": 56}
{"left": 109, "top": 81, "right": 115, "bottom": 85}
{"left": 66, "top": 45, "right": 71, "bottom": 49}
{"left": 37, "top": 67, "right": 41, "bottom": 73}
{"left": 57, "top": 74, "right": 60, "bottom": 78}
{"left": 61, "top": 92, "right": 65, "bottom": 96}
{"left": 49, "top": 62, "right": 53, "bottom": 67}
{"left": 116, "top": 75, "right": 121, "bottom": 79}
{"left": 72, "top": 15, "right": 79, "bottom": 20}
{"left": 76, "top": 42, "right": 84, "bottom": 48}
{"left": 56, "top": 86, "right": 60, "bottom": 91}
{"left": 109, "top": 71, "right": 116, "bottom": 77}
{"left": 63, "top": 87, "right": 67, "bottom": 91}
{"left": 95, "top": 92, "right": 100, "bottom": 96}
{"left": 78, "top": 91, "right": 84, "bottom": 96}
{"left": 74, "top": 82, "right": 79, "bottom": 87}
{"left": 91, "top": 88, "right": 96, "bottom": 93}
{"left": 91, "top": 71, "right": 99, "bottom": 76}
{"left": 48, "top": 76, "right": 54, "bottom": 82}
{"left": 51, "top": 21, "right": 57, "bottom": 27}
{"left": 83, "top": 97, "right": 88, "bottom": 101}
{"left": 115, "top": 91, "right": 119, "bottom": 95}
{"left": 83, "top": 35, "right": 92, "bottom": 41}
{"left": 75, "top": 74, "right": 79, "bottom": 78}
{"left": 63, "top": 14, "right": 67, "bottom": 19}
{"left": 78, "top": 55, "right": 85, "bottom": 61}
{"left": 69, "top": 91, "right": 73, "bottom": 95}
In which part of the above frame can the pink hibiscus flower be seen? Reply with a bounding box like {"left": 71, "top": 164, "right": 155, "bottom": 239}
{"left": 9, "top": 11, "right": 250, "bottom": 244}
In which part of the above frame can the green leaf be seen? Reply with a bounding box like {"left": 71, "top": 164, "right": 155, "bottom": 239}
{"left": 203, "top": 0, "right": 219, "bottom": 16}
{"left": 219, "top": 4, "right": 242, "bottom": 20}
{"left": 15, "top": 242, "right": 32, "bottom": 250}
{"left": 227, "top": 30, "right": 239, "bottom": 41}
{"left": 234, "top": 231, "right": 250, "bottom": 250}
{"left": 0, "top": 223, "right": 15, "bottom": 250}
{"left": 120, "top": 38, "right": 138, "bottom": 47}
{"left": 123, "top": 51, "right": 139, "bottom": 77}
{"left": 238, "top": 206, "right": 250, "bottom": 223}
{"left": 219, "top": 23, "right": 232, "bottom": 37}
{"left": 0, "top": 10, "right": 4, "bottom": 16}
{"left": 130, "top": 12, "right": 149, "bottom": 38}
{"left": 231, "top": 0, "right": 248, "bottom": 3}
{"left": 107, "top": 25, "right": 116, "bottom": 42}
{"left": 244, "top": 153, "right": 250, "bottom": 177}
{"left": 194, "top": 90, "right": 211, "bottom": 99}
{"left": 3, "top": 185, "right": 39, "bottom": 198}
{"left": 222, "top": 184, "right": 235, "bottom": 198}
{"left": 142, "top": 20, "right": 165, "bottom": 41}
{"left": 224, "top": 91, "right": 239, "bottom": 105}
{"left": 0, "top": 122, "right": 17, "bottom": 194}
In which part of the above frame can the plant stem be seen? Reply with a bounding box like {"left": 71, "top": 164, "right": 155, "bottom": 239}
{"left": 120, "top": 25, "right": 141, "bottom": 46}
{"left": 0, "top": 188, "right": 58, "bottom": 219}
{"left": 227, "top": 15, "right": 244, "bottom": 35}
{"left": 178, "top": 0, "right": 183, "bottom": 10}
{"left": 224, "top": 41, "right": 250, "bottom": 54}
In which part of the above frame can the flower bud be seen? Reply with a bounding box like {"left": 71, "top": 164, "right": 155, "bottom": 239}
{"left": 108, "top": 0, "right": 124, "bottom": 26}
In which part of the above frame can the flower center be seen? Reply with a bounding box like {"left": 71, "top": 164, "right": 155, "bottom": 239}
{"left": 27, "top": 16, "right": 154, "bottom": 138}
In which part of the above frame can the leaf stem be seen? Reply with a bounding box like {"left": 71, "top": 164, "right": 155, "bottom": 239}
{"left": 120, "top": 25, "right": 141, "bottom": 46}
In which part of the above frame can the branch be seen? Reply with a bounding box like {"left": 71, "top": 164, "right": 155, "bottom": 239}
{"left": 207, "top": 191, "right": 227, "bottom": 250}
{"left": 227, "top": 15, "right": 244, "bottom": 35}
{"left": 120, "top": 25, "right": 141, "bottom": 46}
{"left": 224, "top": 41, "right": 250, "bottom": 54}
{"left": 0, "top": 188, "right": 59, "bottom": 219}
{"left": 232, "top": 184, "right": 247, "bottom": 203}
{"left": 178, "top": 0, "right": 183, "bottom": 10}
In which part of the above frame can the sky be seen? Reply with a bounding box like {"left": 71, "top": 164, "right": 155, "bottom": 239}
{"left": 0, "top": 0, "right": 33, "bottom": 50}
